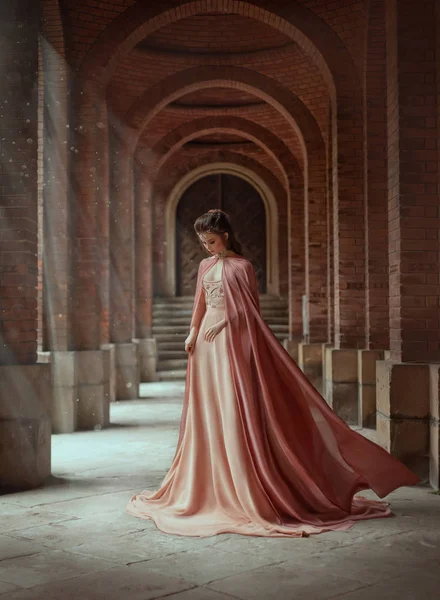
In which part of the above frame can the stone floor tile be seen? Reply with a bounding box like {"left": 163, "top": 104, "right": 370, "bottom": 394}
{"left": 0, "top": 580, "right": 20, "bottom": 596}
{"left": 0, "top": 549, "right": 116, "bottom": 589}
{"left": 20, "top": 489, "right": 135, "bottom": 520}
{"left": 282, "top": 537, "right": 434, "bottom": 585}
{"left": 136, "top": 546, "right": 282, "bottom": 586}
{"left": 376, "top": 530, "right": 440, "bottom": 562}
{"left": 207, "top": 561, "right": 365, "bottom": 600}
{"left": 3, "top": 476, "right": 138, "bottom": 508}
{"left": 6, "top": 516, "right": 141, "bottom": 552}
{"left": 0, "top": 535, "right": 45, "bottom": 561}
{"left": 163, "top": 586, "right": 241, "bottom": 600}
{"left": 0, "top": 505, "right": 73, "bottom": 534}
{"left": 1, "top": 563, "right": 193, "bottom": 600}
{"left": 326, "top": 570, "right": 440, "bottom": 600}
{"left": 66, "top": 527, "right": 222, "bottom": 564}
{"left": 211, "top": 533, "right": 340, "bottom": 562}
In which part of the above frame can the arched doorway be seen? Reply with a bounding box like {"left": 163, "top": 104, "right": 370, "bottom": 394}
{"left": 175, "top": 173, "right": 267, "bottom": 296}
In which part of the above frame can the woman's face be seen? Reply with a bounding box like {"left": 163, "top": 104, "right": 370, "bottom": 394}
{"left": 199, "top": 231, "right": 228, "bottom": 255}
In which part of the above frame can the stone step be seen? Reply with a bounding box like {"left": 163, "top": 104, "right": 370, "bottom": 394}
{"left": 156, "top": 335, "right": 188, "bottom": 344}
{"left": 153, "top": 325, "right": 192, "bottom": 334}
{"left": 156, "top": 331, "right": 289, "bottom": 381}
{"left": 158, "top": 358, "right": 189, "bottom": 371}
{"left": 153, "top": 324, "right": 289, "bottom": 336}
{"left": 153, "top": 297, "right": 288, "bottom": 309}
{"left": 157, "top": 369, "right": 187, "bottom": 381}
{"left": 158, "top": 350, "right": 188, "bottom": 360}
{"left": 156, "top": 341, "right": 188, "bottom": 351}
{"left": 152, "top": 312, "right": 288, "bottom": 324}
{"left": 156, "top": 332, "right": 287, "bottom": 353}
{"left": 153, "top": 305, "right": 288, "bottom": 314}
{"left": 154, "top": 295, "right": 287, "bottom": 301}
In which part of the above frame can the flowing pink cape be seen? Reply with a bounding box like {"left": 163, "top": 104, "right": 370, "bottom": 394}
{"left": 179, "top": 256, "right": 419, "bottom": 526}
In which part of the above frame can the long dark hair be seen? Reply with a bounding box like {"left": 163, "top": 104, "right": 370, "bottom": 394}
{"left": 194, "top": 209, "right": 242, "bottom": 255}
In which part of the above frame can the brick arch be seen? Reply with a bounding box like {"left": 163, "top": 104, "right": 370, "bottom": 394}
{"left": 161, "top": 162, "right": 282, "bottom": 297}
{"left": 75, "top": 0, "right": 360, "bottom": 103}
{"left": 152, "top": 149, "right": 288, "bottom": 205}
{"left": 147, "top": 148, "right": 299, "bottom": 302}
{"left": 42, "top": 0, "right": 66, "bottom": 58}
{"left": 128, "top": 66, "right": 324, "bottom": 159}
{"left": 147, "top": 116, "right": 303, "bottom": 190}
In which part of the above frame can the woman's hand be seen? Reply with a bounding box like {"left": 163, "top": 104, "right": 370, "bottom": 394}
{"left": 185, "top": 328, "right": 198, "bottom": 354}
{"left": 204, "top": 320, "right": 226, "bottom": 343}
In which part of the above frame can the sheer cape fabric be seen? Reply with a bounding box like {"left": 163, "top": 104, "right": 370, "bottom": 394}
{"left": 179, "top": 255, "right": 419, "bottom": 530}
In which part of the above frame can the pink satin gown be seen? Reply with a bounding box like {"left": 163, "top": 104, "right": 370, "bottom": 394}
{"left": 126, "top": 261, "right": 406, "bottom": 537}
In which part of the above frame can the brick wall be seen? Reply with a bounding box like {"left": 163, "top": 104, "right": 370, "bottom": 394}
{"left": 387, "top": 0, "right": 440, "bottom": 363}
{"left": 364, "top": 0, "right": 389, "bottom": 351}
{"left": 0, "top": 0, "right": 40, "bottom": 365}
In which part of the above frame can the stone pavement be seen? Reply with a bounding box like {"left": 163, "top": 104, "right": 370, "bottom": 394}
{"left": 0, "top": 382, "right": 439, "bottom": 600}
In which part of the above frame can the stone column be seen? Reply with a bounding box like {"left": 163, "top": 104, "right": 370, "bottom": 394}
{"left": 429, "top": 365, "right": 440, "bottom": 489}
{"left": 70, "top": 81, "right": 110, "bottom": 427}
{"left": 377, "top": 0, "right": 440, "bottom": 474}
{"left": 134, "top": 164, "right": 157, "bottom": 381}
{"left": 358, "top": 349, "right": 384, "bottom": 428}
{"left": 40, "top": 7, "right": 75, "bottom": 433}
{"left": 364, "top": 0, "right": 390, "bottom": 352}
{"left": 101, "top": 343, "right": 116, "bottom": 404}
{"left": 287, "top": 173, "right": 304, "bottom": 359}
{"left": 325, "top": 348, "right": 359, "bottom": 424}
{"left": 109, "top": 130, "right": 139, "bottom": 399}
{"left": 305, "top": 152, "right": 328, "bottom": 343}
{"left": 76, "top": 350, "right": 109, "bottom": 429}
{"left": 327, "top": 67, "right": 366, "bottom": 420}
{"left": 332, "top": 109, "right": 365, "bottom": 350}
{"left": 377, "top": 362, "right": 430, "bottom": 475}
{"left": 0, "top": 0, "right": 51, "bottom": 490}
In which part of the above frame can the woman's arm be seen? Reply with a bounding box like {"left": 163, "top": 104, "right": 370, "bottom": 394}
{"left": 189, "top": 264, "right": 206, "bottom": 331}
{"left": 186, "top": 261, "right": 207, "bottom": 352}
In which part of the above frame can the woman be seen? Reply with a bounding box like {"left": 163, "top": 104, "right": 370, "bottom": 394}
{"left": 126, "top": 209, "right": 419, "bottom": 537}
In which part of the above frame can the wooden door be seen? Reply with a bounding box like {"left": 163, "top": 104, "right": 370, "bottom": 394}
{"left": 176, "top": 174, "right": 266, "bottom": 296}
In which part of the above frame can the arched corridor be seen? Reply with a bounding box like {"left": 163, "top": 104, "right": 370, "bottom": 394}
{"left": 1, "top": 0, "right": 440, "bottom": 592}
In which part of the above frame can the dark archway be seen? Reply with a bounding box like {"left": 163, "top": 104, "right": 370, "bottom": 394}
{"left": 176, "top": 173, "right": 267, "bottom": 296}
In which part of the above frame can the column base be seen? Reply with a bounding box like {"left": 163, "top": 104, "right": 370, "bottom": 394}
{"left": 52, "top": 351, "right": 77, "bottom": 433}
{"left": 76, "top": 350, "right": 110, "bottom": 430}
{"left": 114, "top": 342, "right": 140, "bottom": 400}
{"left": 137, "top": 337, "right": 158, "bottom": 382}
{"left": 101, "top": 344, "right": 116, "bottom": 404}
{"left": 376, "top": 361, "right": 430, "bottom": 478}
{"left": 429, "top": 364, "right": 440, "bottom": 489}
{"left": 298, "top": 343, "right": 324, "bottom": 394}
{"left": 283, "top": 338, "right": 300, "bottom": 362}
{"left": 0, "top": 364, "right": 51, "bottom": 491}
{"left": 325, "top": 348, "right": 359, "bottom": 424}
{"left": 357, "top": 349, "right": 384, "bottom": 428}
{"left": 320, "top": 343, "right": 333, "bottom": 399}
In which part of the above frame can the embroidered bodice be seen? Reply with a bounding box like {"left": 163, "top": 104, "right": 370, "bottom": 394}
{"left": 202, "top": 279, "right": 225, "bottom": 309}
